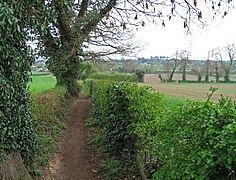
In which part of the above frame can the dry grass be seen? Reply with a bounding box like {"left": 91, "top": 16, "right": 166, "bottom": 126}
{"left": 143, "top": 74, "right": 236, "bottom": 101}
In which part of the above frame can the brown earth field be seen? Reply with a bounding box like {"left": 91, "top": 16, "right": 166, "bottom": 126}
{"left": 143, "top": 74, "right": 236, "bottom": 101}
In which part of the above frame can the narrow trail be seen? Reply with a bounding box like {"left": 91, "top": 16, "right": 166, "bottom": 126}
{"left": 41, "top": 94, "right": 102, "bottom": 180}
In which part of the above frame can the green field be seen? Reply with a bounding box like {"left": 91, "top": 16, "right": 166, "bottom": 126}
{"left": 28, "top": 76, "right": 57, "bottom": 94}
{"left": 31, "top": 71, "right": 50, "bottom": 75}
{"left": 144, "top": 74, "right": 236, "bottom": 101}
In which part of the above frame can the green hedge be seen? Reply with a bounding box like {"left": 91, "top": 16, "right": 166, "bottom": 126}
{"left": 153, "top": 95, "right": 236, "bottom": 179}
{"left": 90, "top": 81, "right": 236, "bottom": 179}
{"left": 30, "top": 87, "right": 68, "bottom": 174}
{"left": 89, "top": 72, "right": 137, "bottom": 82}
{"left": 91, "top": 80, "right": 164, "bottom": 178}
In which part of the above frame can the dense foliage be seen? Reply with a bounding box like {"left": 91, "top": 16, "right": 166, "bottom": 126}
{"left": 91, "top": 80, "right": 164, "bottom": 178}
{"left": 30, "top": 87, "right": 68, "bottom": 174}
{"left": 26, "top": 0, "right": 134, "bottom": 97}
{"left": 78, "top": 62, "right": 98, "bottom": 81}
{"left": 154, "top": 93, "right": 236, "bottom": 179}
{"left": 135, "top": 69, "right": 145, "bottom": 82}
{"left": 0, "top": 1, "right": 35, "bottom": 164}
{"left": 90, "top": 80, "right": 236, "bottom": 179}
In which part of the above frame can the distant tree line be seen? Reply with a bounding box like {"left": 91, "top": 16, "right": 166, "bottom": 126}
{"left": 104, "top": 44, "right": 236, "bottom": 83}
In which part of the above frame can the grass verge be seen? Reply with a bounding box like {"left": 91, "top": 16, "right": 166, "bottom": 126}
{"left": 30, "top": 87, "right": 68, "bottom": 176}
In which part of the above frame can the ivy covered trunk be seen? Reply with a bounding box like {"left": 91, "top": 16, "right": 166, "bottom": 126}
{"left": 0, "top": 152, "right": 32, "bottom": 180}
{"left": 205, "top": 70, "right": 209, "bottom": 82}
{"left": 205, "top": 60, "right": 210, "bottom": 82}
{"left": 182, "top": 65, "right": 187, "bottom": 82}
{"left": 47, "top": 50, "right": 80, "bottom": 97}
{"left": 224, "top": 72, "right": 230, "bottom": 82}
{"left": 169, "top": 67, "right": 176, "bottom": 82}
{"left": 215, "top": 64, "right": 220, "bottom": 83}
{"left": 64, "top": 63, "right": 80, "bottom": 97}
{"left": 0, "top": 2, "right": 35, "bottom": 179}
{"left": 32, "top": 1, "right": 117, "bottom": 97}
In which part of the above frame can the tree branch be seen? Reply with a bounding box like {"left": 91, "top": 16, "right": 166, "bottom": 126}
{"left": 54, "top": 0, "right": 71, "bottom": 42}
{"left": 78, "top": 0, "right": 89, "bottom": 17}
{"left": 80, "top": 0, "right": 117, "bottom": 38}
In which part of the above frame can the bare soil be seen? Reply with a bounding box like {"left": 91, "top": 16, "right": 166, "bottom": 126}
{"left": 143, "top": 74, "right": 236, "bottom": 100}
{"left": 39, "top": 94, "right": 102, "bottom": 180}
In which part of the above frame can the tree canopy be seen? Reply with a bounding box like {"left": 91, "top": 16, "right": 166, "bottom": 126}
{"left": 23, "top": 0, "right": 234, "bottom": 96}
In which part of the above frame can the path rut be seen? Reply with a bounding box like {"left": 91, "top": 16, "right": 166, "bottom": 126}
{"left": 41, "top": 94, "right": 102, "bottom": 180}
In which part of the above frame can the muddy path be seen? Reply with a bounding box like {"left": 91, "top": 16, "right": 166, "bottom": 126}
{"left": 40, "top": 94, "right": 102, "bottom": 180}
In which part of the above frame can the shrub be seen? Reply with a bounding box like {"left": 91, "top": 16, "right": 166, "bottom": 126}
{"left": 78, "top": 62, "right": 98, "bottom": 80}
{"left": 90, "top": 81, "right": 236, "bottom": 179}
{"left": 91, "top": 80, "right": 164, "bottom": 178}
{"left": 90, "top": 80, "right": 113, "bottom": 127}
{"left": 135, "top": 69, "right": 145, "bottom": 82}
{"left": 81, "top": 79, "right": 94, "bottom": 96}
{"left": 198, "top": 72, "right": 202, "bottom": 82}
{"left": 153, "top": 91, "right": 236, "bottom": 179}
{"left": 30, "top": 87, "right": 68, "bottom": 170}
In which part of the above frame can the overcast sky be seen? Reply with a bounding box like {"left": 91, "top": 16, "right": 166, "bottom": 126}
{"left": 135, "top": 6, "right": 236, "bottom": 60}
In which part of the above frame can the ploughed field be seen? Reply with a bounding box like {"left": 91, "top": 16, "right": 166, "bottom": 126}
{"left": 143, "top": 74, "right": 236, "bottom": 101}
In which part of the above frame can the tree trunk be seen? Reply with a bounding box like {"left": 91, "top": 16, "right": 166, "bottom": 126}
{"left": 169, "top": 67, "right": 176, "bottom": 82}
{"left": 205, "top": 67, "right": 209, "bottom": 82}
{"left": 47, "top": 51, "right": 80, "bottom": 97}
{"left": 224, "top": 73, "right": 230, "bottom": 83}
{"left": 53, "top": 72, "right": 66, "bottom": 86}
{"left": 0, "top": 152, "right": 32, "bottom": 180}
{"left": 198, "top": 72, "right": 202, "bottom": 82}
{"left": 215, "top": 65, "right": 220, "bottom": 83}
{"left": 135, "top": 136, "right": 147, "bottom": 180}
{"left": 65, "top": 75, "right": 79, "bottom": 97}
{"left": 182, "top": 66, "right": 187, "bottom": 82}
{"left": 64, "top": 57, "right": 80, "bottom": 97}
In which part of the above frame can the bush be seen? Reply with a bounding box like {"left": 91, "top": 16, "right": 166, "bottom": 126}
{"left": 91, "top": 80, "right": 164, "bottom": 178}
{"left": 198, "top": 72, "right": 202, "bottom": 82}
{"left": 81, "top": 79, "right": 94, "bottom": 96}
{"left": 90, "top": 81, "right": 236, "bottom": 179}
{"left": 153, "top": 92, "right": 236, "bottom": 179}
{"left": 135, "top": 70, "right": 145, "bottom": 82}
{"left": 78, "top": 62, "right": 98, "bottom": 80}
{"left": 30, "top": 87, "right": 68, "bottom": 171}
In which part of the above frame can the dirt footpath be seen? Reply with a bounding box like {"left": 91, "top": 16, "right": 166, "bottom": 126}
{"left": 41, "top": 94, "right": 102, "bottom": 180}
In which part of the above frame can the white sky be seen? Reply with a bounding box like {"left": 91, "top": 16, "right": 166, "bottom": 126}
{"left": 135, "top": 7, "right": 236, "bottom": 60}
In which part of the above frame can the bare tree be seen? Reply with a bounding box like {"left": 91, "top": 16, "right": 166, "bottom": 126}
{"left": 211, "top": 48, "right": 222, "bottom": 82}
{"left": 83, "top": 24, "right": 142, "bottom": 61}
{"left": 168, "top": 50, "right": 182, "bottom": 82}
{"left": 222, "top": 44, "right": 236, "bottom": 82}
{"left": 204, "top": 51, "right": 211, "bottom": 82}
{"left": 179, "top": 50, "right": 191, "bottom": 82}
{"left": 212, "top": 44, "right": 236, "bottom": 82}
{"left": 123, "top": 59, "right": 138, "bottom": 73}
